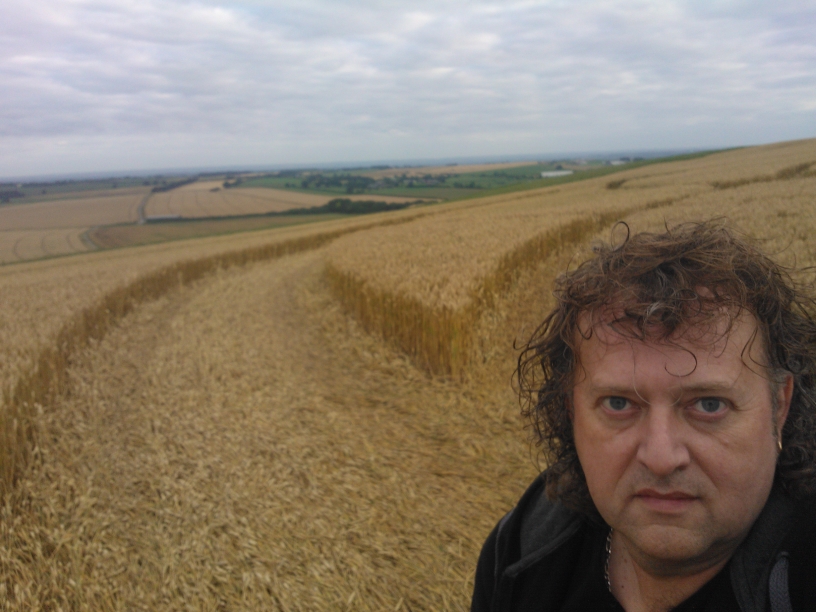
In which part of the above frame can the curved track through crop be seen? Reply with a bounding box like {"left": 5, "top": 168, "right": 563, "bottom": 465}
{"left": 1, "top": 248, "right": 532, "bottom": 611}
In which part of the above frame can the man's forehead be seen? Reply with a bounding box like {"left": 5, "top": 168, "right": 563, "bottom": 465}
{"left": 574, "top": 308, "right": 764, "bottom": 366}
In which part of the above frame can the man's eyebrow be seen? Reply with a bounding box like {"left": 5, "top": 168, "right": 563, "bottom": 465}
{"left": 583, "top": 383, "right": 638, "bottom": 395}
{"left": 585, "top": 380, "right": 740, "bottom": 395}
{"left": 672, "top": 382, "right": 740, "bottom": 394}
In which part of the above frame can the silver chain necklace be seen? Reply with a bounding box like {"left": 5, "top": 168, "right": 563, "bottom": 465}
{"left": 604, "top": 528, "right": 613, "bottom": 593}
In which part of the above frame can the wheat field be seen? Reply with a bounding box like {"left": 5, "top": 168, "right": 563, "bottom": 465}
{"left": 146, "top": 184, "right": 421, "bottom": 219}
{"left": 0, "top": 213, "right": 405, "bottom": 395}
{"left": 0, "top": 193, "right": 144, "bottom": 230}
{"left": 327, "top": 139, "right": 816, "bottom": 311}
{"left": 324, "top": 139, "right": 816, "bottom": 375}
{"left": 0, "top": 229, "right": 94, "bottom": 265}
{"left": 0, "top": 191, "right": 148, "bottom": 263}
{"left": 1, "top": 138, "right": 815, "bottom": 610}
{"left": 0, "top": 181, "right": 422, "bottom": 264}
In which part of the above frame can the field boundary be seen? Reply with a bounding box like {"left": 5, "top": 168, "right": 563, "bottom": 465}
{"left": 711, "top": 161, "right": 816, "bottom": 190}
{"left": 0, "top": 211, "right": 431, "bottom": 497}
{"left": 325, "top": 197, "right": 686, "bottom": 378}
{"left": 136, "top": 192, "right": 152, "bottom": 224}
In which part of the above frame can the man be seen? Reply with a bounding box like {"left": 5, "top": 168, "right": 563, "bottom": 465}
{"left": 472, "top": 221, "right": 816, "bottom": 611}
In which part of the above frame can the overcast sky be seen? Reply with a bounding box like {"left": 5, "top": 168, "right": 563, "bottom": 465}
{"left": 2, "top": 1, "right": 815, "bottom": 178}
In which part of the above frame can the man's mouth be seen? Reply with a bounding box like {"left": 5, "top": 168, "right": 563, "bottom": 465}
{"left": 634, "top": 488, "right": 698, "bottom": 512}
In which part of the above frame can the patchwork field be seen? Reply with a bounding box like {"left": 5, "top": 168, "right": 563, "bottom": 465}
{"left": 0, "top": 228, "right": 94, "bottom": 264}
{"left": 0, "top": 191, "right": 147, "bottom": 263}
{"left": 0, "top": 156, "right": 675, "bottom": 265}
{"left": 0, "top": 138, "right": 815, "bottom": 610}
{"left": 0, "top": 179, "right": 422, "bottom": 264}
{"left": 146, "top": 184, "right": 422, "bottom": 219}
{"left": 87, "top": 214, "right": 347, "bottom": 249}
{"left": 0, "top": 192, "right": 144, "bottom": 229}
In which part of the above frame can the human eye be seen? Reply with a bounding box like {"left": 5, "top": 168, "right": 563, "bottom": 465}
{"left": 602, "top": 396, "right": 632, "bottom": 412}
{"left": 691, "top": 397, "right": 728, "bottom": 416}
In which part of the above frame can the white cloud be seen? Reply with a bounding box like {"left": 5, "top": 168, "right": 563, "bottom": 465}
{"left": 1, "top": 0, "right": 815, "bottom": 175}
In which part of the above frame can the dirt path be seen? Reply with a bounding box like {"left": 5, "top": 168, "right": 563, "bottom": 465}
{"left": 136, "top": 192, "right": 151, "bottom": 224}
{"left": 3, "top": 250, "right": 532, "bottom": 611}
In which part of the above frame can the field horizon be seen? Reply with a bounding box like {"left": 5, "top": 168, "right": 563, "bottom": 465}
{"left": 0, "top": 149, "right": 725, "bottom": 267}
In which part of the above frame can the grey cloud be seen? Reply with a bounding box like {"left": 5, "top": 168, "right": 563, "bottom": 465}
{"left": 1, "top": 0, "right": 815, "bottom": 175}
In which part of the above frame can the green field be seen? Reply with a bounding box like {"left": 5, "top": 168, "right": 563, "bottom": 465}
{"left": 237, "top": 162, "right": 588, "bottom": 199}
{"left": 233, "top": 157, "right": 713, "bottom": 201}
{"left": 449, "top": 151, "right": 728, "bottom": 201}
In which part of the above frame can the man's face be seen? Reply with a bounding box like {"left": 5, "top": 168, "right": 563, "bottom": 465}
{"left": 572, "top": 313, "right": 792, "bottom": 574}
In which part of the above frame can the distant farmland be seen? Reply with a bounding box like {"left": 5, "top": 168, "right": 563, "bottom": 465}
{"left": 0, "top": 192, "right": 143, "bottom": 229}
{"left": 146, "top": 181, "right": 421, "bottom": 219}
{"left": 88, "top": 213, "right": 347, "bottom": 249}
{"left": 0, "top": 192, "right": 145, "bottom": 263}
{"left": 0, "top": 157, "right": 659, "bottom": 264}
{"left": 0, "top": 179, "right": 422, "bottom": 263}
{"left": 0, "top": 228, "right": 94, "bottom": 264}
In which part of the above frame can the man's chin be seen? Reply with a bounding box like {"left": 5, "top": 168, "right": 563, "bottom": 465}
{"left": 619, "top": 525, "right": 719, "bottom": 574}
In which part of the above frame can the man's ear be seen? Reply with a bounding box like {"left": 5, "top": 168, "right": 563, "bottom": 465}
{"left": 775, "top": 372, "right": 794, "bottom": 437}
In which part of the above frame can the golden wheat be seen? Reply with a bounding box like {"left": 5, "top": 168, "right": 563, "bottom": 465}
{"left": 323, "top": 139, "right": 816, "bottom": 375}
{"left": 147, "top": 186, "right": 420, "bottom": 218}
{"left": 619, "top": 175, "right": 816, "bottom": 268}
{"left": 0, "top": 229, "right": 94, "bottom": 264}
{"left": 2, "top": 139, "right": 816, "bottom": 610}
{"left": 0, "top": 210, "right": 434, "bottom": 495}
{"left": 0, "top": 252, "right": 533, "bottom": 610}
{"left": 0, "top": 193, "right": 144, "bottom": 230}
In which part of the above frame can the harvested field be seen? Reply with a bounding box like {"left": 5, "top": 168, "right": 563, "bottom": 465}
{"left": 146, "top": 185, "right": 421, "bottom": 219}
{"left": 0, "top": 193, "right": 143, "bottom": 230}
{"left": 0, "top": 229, "right": 94, "bottom": 264}
{"left": 174, "top": 179, "right": 226, "bottom": 192}
{"left": 3, "top": 186, "right": 149, "bottom": 206}
{"left": 88, "top": 214, "right": 345, "bottom": 249}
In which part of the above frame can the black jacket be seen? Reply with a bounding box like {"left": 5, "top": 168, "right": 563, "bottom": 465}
{"left": 472, "top": 475, "right": 816, "bottom": 612}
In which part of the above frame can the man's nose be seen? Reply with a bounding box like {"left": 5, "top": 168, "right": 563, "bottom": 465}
{"left": 635, "top": 406, "right": 691, "bottom": 477}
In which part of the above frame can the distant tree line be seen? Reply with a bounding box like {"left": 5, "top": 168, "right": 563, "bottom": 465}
{"left": 0, "top": 189, "right": 24, "bottom": 203}
{"left": 323, "top": 198, "right": 411, "bottom": 214}
{"left": 285, "top": 198, "right": 418, "bottom": 215}
{"left": 300, "top": 174, "right": 376, "bottom": 194}
{"left": 297, "top": 172, "right": 452, "bottom": 193}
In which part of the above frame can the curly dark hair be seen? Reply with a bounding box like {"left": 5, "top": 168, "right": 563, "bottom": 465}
{"left": 517, "top": 220, "right": 816, "bottom": 515}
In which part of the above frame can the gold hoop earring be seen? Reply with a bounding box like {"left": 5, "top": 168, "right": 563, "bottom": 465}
{"left": 778, "top": 438, "right": 783, "bottom": 452}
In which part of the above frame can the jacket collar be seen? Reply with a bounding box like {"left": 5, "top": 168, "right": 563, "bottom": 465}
{"left": 730, "top": 485, "right": 799, "bottom": 612}
{"left": 503, "top": 476, "right": 583, "bottom": 578}
{"left": 504, "top": 475, "right": 799, "bottom": 611}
